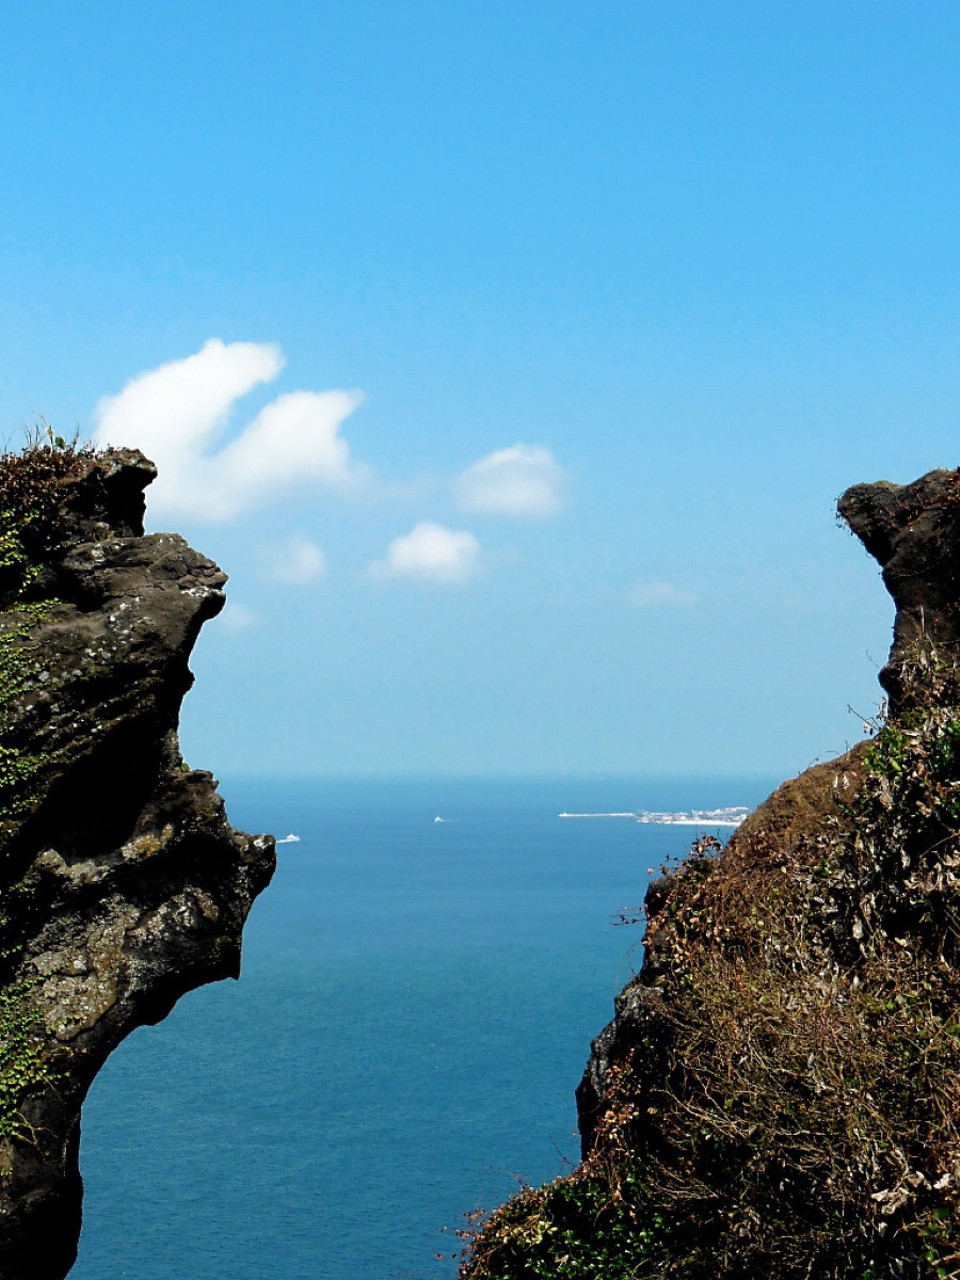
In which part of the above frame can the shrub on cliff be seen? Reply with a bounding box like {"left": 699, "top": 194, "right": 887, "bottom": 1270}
{"left": 0, "top": 434, "right": 105, "bottom": 829}
{"left": 459, "top": 442, "right": 960, "bottom": 1280}
{"left": 459, "top": 686, "right": 960, "bottom": 1277}
{"left": 0, "top": 432, "right": 99, "bottom": 608}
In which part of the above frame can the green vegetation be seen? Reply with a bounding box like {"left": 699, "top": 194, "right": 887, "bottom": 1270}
{"left": 456, "top": 1172, "right": 669, "bottom": 1280}
{"left": 0, "top": 603, "right": 55, "bottom": 827}
{"left": 0, "top": 434, "right": 99, "bottom": 1144}
{"left": 0, "top": 428, "right": 96, "bottom": 608}
{"left": 0, "top": 976, "right": 56, "bottom": 1144}
{"left": 458, "top": 677, "right": 960, "bottom": 1279}
{"left": 0, "top": 434, "right": 98, "bottom": 826}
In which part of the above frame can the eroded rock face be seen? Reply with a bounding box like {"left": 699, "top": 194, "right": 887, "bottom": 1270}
{"left": 0, "top": 450, "right": 275, "bottom": 1280}
{"left": 839, "top": 468, "right": 960, "bottom": 710}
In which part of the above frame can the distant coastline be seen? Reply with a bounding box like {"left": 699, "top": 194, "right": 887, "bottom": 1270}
{"left": 558, "top": 806, "right": 749, "bottom": 827}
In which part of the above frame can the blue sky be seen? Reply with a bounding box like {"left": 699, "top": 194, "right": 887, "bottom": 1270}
{"left": 2, "top": 2, "right": 959, "bottom": 778}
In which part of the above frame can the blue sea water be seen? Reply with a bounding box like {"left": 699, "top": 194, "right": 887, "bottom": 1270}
{"left": 70, "top": 775, "right": 773, "bottom": 1280}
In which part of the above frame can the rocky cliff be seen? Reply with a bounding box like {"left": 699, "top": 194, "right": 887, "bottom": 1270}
{"left": 0, "top": 443, "right": 275, "bottom": 1280}
{"left": 461, "top": 467, "right": 960, "bottom": 1279}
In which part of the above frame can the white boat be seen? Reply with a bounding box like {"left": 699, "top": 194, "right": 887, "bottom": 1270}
{"left": 433, "top": 816, "right": 445, "bottom": 824}
{"left": 277, "top": 833, "right": 301, "bottom": 844}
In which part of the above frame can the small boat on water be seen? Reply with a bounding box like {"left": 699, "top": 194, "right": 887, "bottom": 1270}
{"left": 433, "top": 816, "right": 445, "bottom": 824}
{"left": 277, "top": 833, "right": 301, "bottom": 844}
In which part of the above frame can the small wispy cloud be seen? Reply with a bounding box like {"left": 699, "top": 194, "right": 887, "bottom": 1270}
{"left": 456, "top": 444, "right": 565, "bottom": 518}
{"left": 94, "top": 339, "right": 365, "bottom": 522}
{"left": 370, "top": 521, "right": 481, "bottom": 584}
{"left": 218, "top": 600, "right": 260, "bottom": 632}
{"left": 628, "top": 581, "right": 698, "bottom": 609}
{"left": 263, "top": 536, "right": 327, "bottom": 585}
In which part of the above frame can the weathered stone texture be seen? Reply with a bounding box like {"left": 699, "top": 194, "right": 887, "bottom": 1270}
{"left": 0, "top": 451, "right": 274, "bottom": 1280}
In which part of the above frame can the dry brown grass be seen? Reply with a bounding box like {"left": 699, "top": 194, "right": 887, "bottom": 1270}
{"left": 460, "top": 684, "right": 960, "bottom": 1279}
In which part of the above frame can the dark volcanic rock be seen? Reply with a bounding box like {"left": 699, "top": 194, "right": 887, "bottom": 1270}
{"left": 839, "top": 467, "right": 960, "bottom": 710}
{"left": 0, "top": 449, "right": 275, "bottom": 1280}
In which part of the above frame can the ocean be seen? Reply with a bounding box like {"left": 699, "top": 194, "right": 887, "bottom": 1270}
{"left": 70, "top": 774, "right": 773, "bottom": 1280}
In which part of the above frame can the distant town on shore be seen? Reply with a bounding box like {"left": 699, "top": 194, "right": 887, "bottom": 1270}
{"left": 558, "top": 806, "right": 750, "bottom": 827}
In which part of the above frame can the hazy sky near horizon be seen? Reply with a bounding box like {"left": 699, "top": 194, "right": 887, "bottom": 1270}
{"left": 2, "top": 2, "right": 959, "bottom": 779}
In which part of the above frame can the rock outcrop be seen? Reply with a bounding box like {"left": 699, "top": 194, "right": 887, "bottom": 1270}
{"left": 0, "top": 446, "right": 274, "bottom": 1280}
{"left": 839, "top": 468, "right": 960, "bottom": 711}
{"left": 461, "top": 467, "right": 960, "bottom": 1280}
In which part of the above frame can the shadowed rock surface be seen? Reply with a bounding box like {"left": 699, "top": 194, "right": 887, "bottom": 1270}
{"left": 839, "top": 468, "right": 960, "bottom": 711}
{"left": 0, "top": 448, "right": 275, "bottom": 1280}
{"left": 461, "top": 466, "right": 960, "bottom": 1280}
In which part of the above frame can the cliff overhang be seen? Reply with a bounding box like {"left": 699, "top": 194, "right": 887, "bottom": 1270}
{"left": 0, "top": 443, "right": 275, "bottom": 1280}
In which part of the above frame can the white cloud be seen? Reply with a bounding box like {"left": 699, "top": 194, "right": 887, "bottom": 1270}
{"left": 371, "top": 521, "right": 481, "bottom": 584}
{"left": 628, "top": 581, "right": 698, "bottom": 609}
{"left": 264, "top": 536, "right": 327, "bottom": 585}
{"left": 456, "top": 444, "right": 564, "bottom": 518}
{"left": 94, "top": 339, "right": 365, "bottom": 521}
{"left": 218, "top": 600, "right": 260, "bottom": 632}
